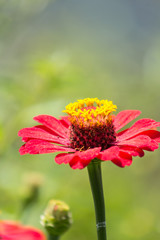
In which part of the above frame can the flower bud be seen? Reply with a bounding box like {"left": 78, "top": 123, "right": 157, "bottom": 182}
{"left": 21, "top": 172, "right": 44, "bottom": 208}
{"left": 40, "top": 200, "right": 72, "bottom": 236}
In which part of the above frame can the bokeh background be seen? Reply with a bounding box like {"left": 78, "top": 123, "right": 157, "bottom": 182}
{"left": 0, "top": 0, "right": 160, "bottom": 239}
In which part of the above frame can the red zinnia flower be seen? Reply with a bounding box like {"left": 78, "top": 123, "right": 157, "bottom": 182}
{"left": 0, "top": 220, "right": 46, "bottom": 240}
{"left": 18, "top": 98, "right": 160, "bottom": 169}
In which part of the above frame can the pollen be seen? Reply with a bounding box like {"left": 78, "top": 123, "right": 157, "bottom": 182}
{"left": 63, "top": 98, "right": 117, "bottom": 151}
{"left": 63, "top": 98, "right": 117, "bottom": 127}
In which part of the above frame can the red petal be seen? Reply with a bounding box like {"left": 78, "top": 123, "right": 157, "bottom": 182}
{"left": 136, "top": 130, "right": 160, "bottom": 143}
{"left": 111, "top": 151, "right": 132, "bottom": 167}
{"left": 117, "top": 128, "right": 128, "bottom": 137}
{"left": 33, "top": 115, "right": 68, "bottom": 139}
{"left": 98, "top": 146, "right": 119, "bottom": 161}
{"left": 19, "top": 145, "right": 29, "bottom": 155}
{"left": 114, "top": 110, "right": 141, "bottom": 131}
{"left": 118, "top": 135, "right": 159, "bottom": 151}
{"left": 118, "top": 119, "right": 160, "bottom": 141}
{"left": 18, "top": 126, "right": 70, "bottom": 145}
{"left": 55, "top": 152, "right": 76, "bottom": 164}
{"left": 119, "top": 146, "right": 144, "bottom": 157}
{"left": 19, "top": 139, "right": 75, "bottom": 155}
{"left": 69, "top": 147, "right": 101, "bottom": 169}
{"left": 59, "top": 116, "right": 70, "bottom": 128}
{"left": 55, "top": 148, "right": 101, "bottom": 169}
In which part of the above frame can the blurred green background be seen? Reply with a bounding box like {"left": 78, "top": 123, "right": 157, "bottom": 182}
{"left": 0, "top": 0, "right": 160, "bottom": 239}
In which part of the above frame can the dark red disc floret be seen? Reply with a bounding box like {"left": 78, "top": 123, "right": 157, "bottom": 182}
{"left": 69, "top": 121, "right": 116, "bottom": 151}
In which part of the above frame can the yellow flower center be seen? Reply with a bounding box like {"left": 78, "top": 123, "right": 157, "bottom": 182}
{"left": 63, "top": 98, "right": 117, "bottom": 128}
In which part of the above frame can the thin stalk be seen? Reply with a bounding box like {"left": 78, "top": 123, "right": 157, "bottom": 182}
{"left": 87, "top": 160, "right": 107, "bottom": 240}
{"left": 48, "top": 234, "right": 60, "bottom": 240}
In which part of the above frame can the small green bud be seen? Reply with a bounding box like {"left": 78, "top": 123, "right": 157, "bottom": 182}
{"left": 40, "top": 200, "right": 72, "bottom": 236}
{"left": 21, "top": 172, "right": 44, "bottom": 208}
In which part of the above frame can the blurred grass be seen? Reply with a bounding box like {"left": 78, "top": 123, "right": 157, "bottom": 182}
{"left": 0, "top": 1, "right": 160, "bottom": 240}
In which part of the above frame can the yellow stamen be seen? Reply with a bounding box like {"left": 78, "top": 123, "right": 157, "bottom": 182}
{"left": 63, "top": 98, "right": 117, "bottom": 127}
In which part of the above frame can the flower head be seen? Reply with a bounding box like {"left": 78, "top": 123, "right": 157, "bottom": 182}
{"left": 0, "top": 220, "right": 46, "bottom": 240}
{"left": 18, "top": 98, "right": 160, "bottom": 169}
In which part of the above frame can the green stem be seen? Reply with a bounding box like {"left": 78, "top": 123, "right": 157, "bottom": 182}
{"left": 87, "top": 160, "right": 107, "bottom": 240}
{"left": 48, "top": 234, "right": 60, "bottom": 240}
